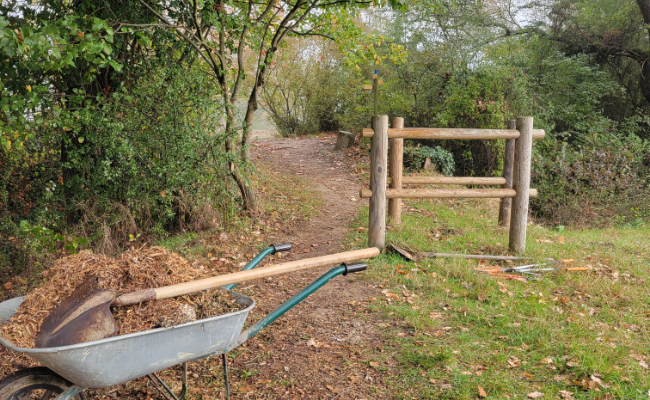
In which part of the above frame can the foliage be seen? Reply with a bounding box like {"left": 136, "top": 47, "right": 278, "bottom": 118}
{"left": 135, "top": 0, "right": 407, "bottom": 210}
{"left": 262, "top": 39, "right": 369, "bottom": 137}
{"left": 429, "top": 65, "right": 531, "bottom": 177}
{"left": 18, "top": 221, "right": 88, "bottom": 255}
{"left": 531, "top": 131, "right": 650, "bottom": 226}
{"left": 403, "top": 145, "right": 455, "bottom": 176}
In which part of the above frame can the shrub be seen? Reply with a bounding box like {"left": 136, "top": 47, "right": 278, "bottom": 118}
{"left": 403, "top": 145, "right": 455, "bottom": 176}
{"left": 531, "top": 132, "right": 650, "bottom": 226}
{"left": 261, "top": 38, "right": 368, "bottom": 137}
{"left": 0, "top": 65, "right": 235, "bottom": 268}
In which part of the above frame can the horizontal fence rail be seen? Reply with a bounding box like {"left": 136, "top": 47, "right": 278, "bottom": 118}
{"left": 361, "top": 127, "right": 545, "bottom": 140}
{"left": 398, "top": 177, "right": 507, "bottom": 185}
{"left": 360, "top": 188, "right": 538, "bottom": 199}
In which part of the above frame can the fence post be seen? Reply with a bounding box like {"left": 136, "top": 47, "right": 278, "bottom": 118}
{"left": 498, "top": 119, "right": 516, "bottom": 227}
{"left": 369, "top": 115, "right": 389, "bottom": 248}
{"left": 509, "top": 117, "right": 533, "bottom": 254}
{"left": 388, "top": 117, "right": 404, "bottom": 225}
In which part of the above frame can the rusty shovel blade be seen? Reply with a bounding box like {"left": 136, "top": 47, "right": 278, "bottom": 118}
{"left": 34, "top": 277, "right": 119, "bottom": 348}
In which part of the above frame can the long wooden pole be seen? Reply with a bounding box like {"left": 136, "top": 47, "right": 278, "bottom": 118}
{"left": 388, "top": 117, "right": 404, "bottom": 224}
{"left": 361, "top": 188, "right": 538, "bottom": 199}
{"left": 498, "top": 120, "right": 516, "bottom": 227}
{"left": 399, "top": 177, "right": 506, "bottom": 185}
{"left": 361, "top": 127, "right": 545, "bottom": 140}
{"left": 509, "top": 117, "right": 534, "bottom": 254}
{"left": 368, "top": 115, "right": 388, "bottom": 249}
{"left": 115, "top": 248, "right": 380, "bottom": 306}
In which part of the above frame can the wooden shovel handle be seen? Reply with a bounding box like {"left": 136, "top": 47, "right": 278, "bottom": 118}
{"left": 113, "top": 248, "right": 380, "bottom": 306}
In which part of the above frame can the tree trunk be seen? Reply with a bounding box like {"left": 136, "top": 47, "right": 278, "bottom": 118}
{"left": 224, "top": 98, "right": 258, "bottom": 211}
{"left": 637, "top": 0, "right": 650, "bottom": 103}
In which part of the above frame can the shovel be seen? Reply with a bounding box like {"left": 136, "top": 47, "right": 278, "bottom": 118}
{"left": 34, "top": 247, "right": 379, "bottom": 348}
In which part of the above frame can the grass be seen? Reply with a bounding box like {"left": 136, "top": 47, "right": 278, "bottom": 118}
{"left": 350, "top": 194, "right": 650, "bottom": 399}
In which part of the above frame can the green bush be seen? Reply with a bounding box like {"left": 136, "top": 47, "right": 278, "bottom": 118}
{"left": 262, "top": 38, "right": 368, "bottom": 137}
{"left": 403, "top": 145, "right": 455, "bottom": 176}
{"left": 531, "top": 131, "right": 650, "bottom": 226}
{"left": 0, "top": 65, "right": 235, "bottom": 266}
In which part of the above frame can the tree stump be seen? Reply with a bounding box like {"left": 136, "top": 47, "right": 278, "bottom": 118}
{"left": 334, "top": 131, "right": 356, "bottom": 150}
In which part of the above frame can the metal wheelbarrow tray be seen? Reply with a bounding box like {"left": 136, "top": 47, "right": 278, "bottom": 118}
{"left": 0, "top": 243, "right": 369, "bottom": 400}
{"left": 0, "top": 291, "right": 255, "bottom": 389}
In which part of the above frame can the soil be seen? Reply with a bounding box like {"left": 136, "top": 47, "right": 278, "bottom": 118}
{"left": 209, "top": 135, "right": 388, "bottom": 399}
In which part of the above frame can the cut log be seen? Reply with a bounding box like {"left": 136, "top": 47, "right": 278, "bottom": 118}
{"left": 335, "top": 131, "right": 356, "bottom": 150}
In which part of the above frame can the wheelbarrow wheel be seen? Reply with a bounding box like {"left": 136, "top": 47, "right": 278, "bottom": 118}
{"left": 0, "top": 367, "right": 86, "bottom": 400}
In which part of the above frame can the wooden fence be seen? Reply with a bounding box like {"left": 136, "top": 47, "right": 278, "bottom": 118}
{"left": 360, "top": 116, "right": 544, "bottom": 254}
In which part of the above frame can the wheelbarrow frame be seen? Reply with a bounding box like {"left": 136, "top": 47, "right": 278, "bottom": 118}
{"left": 0, "top": 244, "right": 367, "bottom": 400}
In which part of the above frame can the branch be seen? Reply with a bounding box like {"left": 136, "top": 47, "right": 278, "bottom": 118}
{"left": 231, "top": 0, "right": 254, "bottom": 102}
{"left": 137, "top": 0, "right": 219, "bottom": 71}
{"left": 291, "top": 29, "right": 335, "bottom": 41}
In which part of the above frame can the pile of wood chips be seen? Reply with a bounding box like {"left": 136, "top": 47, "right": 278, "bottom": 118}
{"left": 0, "top": 247, "right": 247, "bottom": 349}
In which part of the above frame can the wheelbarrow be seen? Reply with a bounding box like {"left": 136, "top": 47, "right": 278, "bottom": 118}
{"left": 0, "top": 243, "right": 370, "bottom": 400}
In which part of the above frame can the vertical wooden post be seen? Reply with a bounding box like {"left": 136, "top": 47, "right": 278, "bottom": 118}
{"left": 372, "top": 70, "right": 379, "bottom": 116}
{"left": 369, "top": 115, "right": 388, "bottom": 249}
{"left": 498, "top": 119, "right": 516, "bottom": 227}
{"left": 509, "top": 117, "right": 533, "bottom": 254}
{"left": 388, "top": 117, "right": 404, "bottom": 225}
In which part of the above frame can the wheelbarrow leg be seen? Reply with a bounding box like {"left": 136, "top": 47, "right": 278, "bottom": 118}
{"left": 54, "top": 386, "right": 85, "bottom": 400}
{"left": 147, "top": 362, "right": 187, "bottom": 400}
{"left": 222, "top": 353, "right": 231, "bottom": 400}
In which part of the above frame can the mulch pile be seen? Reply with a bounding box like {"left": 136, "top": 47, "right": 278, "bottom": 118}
{"left": 0, "top": 247, "right": 246, "bottom": 350}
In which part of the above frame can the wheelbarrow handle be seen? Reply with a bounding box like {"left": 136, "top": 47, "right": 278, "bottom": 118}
{"left": 114, "top": 248, "right": 379, "bottom": 306}
{"left": 223, "top": 244, "right": 292, "bottom": 291}
{"left": 224, "top": 262, "right": 367, "bottom": 353}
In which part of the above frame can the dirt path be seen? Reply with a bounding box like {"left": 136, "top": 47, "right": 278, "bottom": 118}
{"left": 216, "top": 136, "right": 388, "bottom": 399}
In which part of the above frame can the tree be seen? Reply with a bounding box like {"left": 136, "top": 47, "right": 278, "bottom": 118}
{"left": 132, "top": 0, "right": 399, "bottom": 210}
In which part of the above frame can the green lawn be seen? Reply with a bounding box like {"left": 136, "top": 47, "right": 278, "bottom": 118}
{"left": 352, "top": 196, "right": 650, "bottom": 399}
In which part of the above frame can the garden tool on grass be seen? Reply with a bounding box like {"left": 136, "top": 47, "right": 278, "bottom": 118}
{"left": 474, "top": 259, "right": 586, "bottom": 280}
{"left": 34, "top": 246, "right": 380, "bottom": 348}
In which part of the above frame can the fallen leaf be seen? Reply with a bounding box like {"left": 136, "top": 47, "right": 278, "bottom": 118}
{"left": 478, "top": 293, "right": 486, "bottom": 302}
{"left": 540, "top": 357, "right": 553, "bottom": 364}
{"left": 559, "top": 390, "right": 574, "bottom": 399}
{"left": 369, "top": 362, "right": 380, "bottom": 368}
{"left": 440, "top": 383, "right": 452, "bottom": 390}
{"left": 478, "top": 385, "right": 487, "bottom": 398}
{"left": 639, "top": 360, "right": 648, "bottom": 369}
{"left": 428, "top": 378, "right": 436, "bottom": 384}
{"left": 3, "top": 282, "right": 13, "bottom": 290}
{"left": 527, "top": 391, "right": 544, "bottom": 399}
{"left": 566, "top": 361, "right": 579, "bottom": 368}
